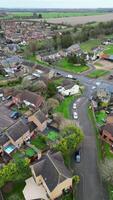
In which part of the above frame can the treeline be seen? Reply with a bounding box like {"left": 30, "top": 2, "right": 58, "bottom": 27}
{"left": 75, "top": 21, "right": 113, "bottom": 42}
{"left": 53, "top": 20, "right": 113, "bottom": 49}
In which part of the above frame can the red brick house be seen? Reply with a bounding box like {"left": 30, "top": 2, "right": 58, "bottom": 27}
{"left": 101, "top": 123, "right": 113, "bottom": 145}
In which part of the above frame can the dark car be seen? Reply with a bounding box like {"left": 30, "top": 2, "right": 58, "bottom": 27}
{"left": 10, "top": 111, "right": 20, "bottom": 119}
{"left": 75, "top": 149, "right": 81, "bottom": 163}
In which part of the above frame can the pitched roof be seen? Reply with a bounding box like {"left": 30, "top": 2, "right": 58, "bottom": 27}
{"left": 7, "top": 120, "right": 29, "bottom": 141}
{"left": 32, "top": 151, "right": 72, "bottom": 192}
{"left": 103, "top": 123, "right": 113, "bottom": 136}
{"left": 15, "top": 90, "right": 44, "bottom": 108}
{"left": 0, "top": 134, "right": 9, "bottom": 146}
{"left": 34, "top": 110, "right": 46, "bottom": 124}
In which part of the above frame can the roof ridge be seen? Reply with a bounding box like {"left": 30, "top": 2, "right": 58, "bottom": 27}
{"left": 47, "top": 152, "right": 69, "bottom": 181}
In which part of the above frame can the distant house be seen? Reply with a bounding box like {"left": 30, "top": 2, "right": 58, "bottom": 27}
{"left": 100, "top": 53, "right": 113, "bottom": 62}
{"left": 66, "top": 44, "right": 81, "bottom": 55}
{"left": 58, "top": 82, "right": 79, "bottom": 97}
{"left": 13, "top": 90, "right": 44, "bottom": 109}
{"left": 97, "top": 87, "right": 111, "bottom": 103}
{"left": 23, "top": 151, "right": 72, "bottom": 200}
{"left": 28, "top": 110, "right": 47, "bottom": 132}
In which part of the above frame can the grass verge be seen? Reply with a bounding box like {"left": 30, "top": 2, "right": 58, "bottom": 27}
{"left": 87, "top": 69, "right": 109, "bottom": 78}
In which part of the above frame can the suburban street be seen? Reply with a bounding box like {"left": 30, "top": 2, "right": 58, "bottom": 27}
{"left": 74, "top": 95, "right": 108, "bottom": 200}
{"left": 53, "top": 66, "right": 112, "bottom": 200}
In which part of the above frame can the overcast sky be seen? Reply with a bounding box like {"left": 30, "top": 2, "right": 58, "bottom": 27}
{"left": 0, "top": 0, "right": 113, "bottom": 9}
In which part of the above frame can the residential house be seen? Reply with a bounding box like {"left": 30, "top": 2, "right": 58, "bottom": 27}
{"left": 28, "top": 109, "right": 47, "bottom": 132}
{"left": 23, "top": 151, "right": 72, "bottom": 200}
{"left": 6, "top": 120, "right": 35, "bottom": 149}
{"left": 101, "top": 123, "right": 113, "bottom": 146}
{"left": 58, "top": 82, "right": 79, "bottom": 97}
{"left": 97, "top": 87, "right": 111, "bottom": 103}
{"left": 101, "top": 114, "right": 113, "bottom": 145}
{"left": 12, "top": 90, "right": 44, "bottom": 109}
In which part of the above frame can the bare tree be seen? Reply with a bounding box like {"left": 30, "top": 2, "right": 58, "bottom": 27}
{"left": 100, "top": 159, "right": 113, "bottom": 185}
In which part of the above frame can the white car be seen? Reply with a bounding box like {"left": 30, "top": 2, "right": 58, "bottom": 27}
{"left": 73, "top": 112, "right": 78, "bottom": 119}
{"left": 92, "top": 86, "right": 96, "bottom": 90}
{"left": 96, "top": 82, "right": 101, "bottom": 86}
{"left": 73, "top": 115, "right": 78, "bottom": 120}
{"left": 67, "top": 74, "right": 73, "bottom": 79}
{"left": 73, "top": 103, "right": 77, "bottom": 109}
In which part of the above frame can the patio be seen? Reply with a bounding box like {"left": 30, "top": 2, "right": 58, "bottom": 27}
{"left": 23, "top": 177, "right": 49, "bottom": 200}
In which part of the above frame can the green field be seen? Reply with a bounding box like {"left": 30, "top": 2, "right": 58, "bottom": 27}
{"left": 57, "top": 58, "right": 89, "bottom": 74}
{"left": 104, "top": 45, "right": 113, "bottom": 55}
{"left": 80, "top": 39, "right": 102, "bottom": 52}
{"left": 1, "top": 11, "right": 106, "bottom": 19}
{"left": 87, "top": 69, "right": 109, "bottom": 78}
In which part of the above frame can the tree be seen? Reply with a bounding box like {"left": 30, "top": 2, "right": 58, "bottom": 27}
{"left": 100, "top": 159, "right": 113, "bottom": 185}
{"left": 30, "top": 80, "right": 47, "bottom": 93}
{"left": 0, "top": 158, "right": 30, "bottom": 188}
{"left": 47, "top": 98, "right": 59, "bottom": 113}
{"left": 47, "top": 82, "right": 57, "bottom": 98}
{"left": 55, "top": 125, "right": 84, "bottom": 165}
{"left": 38, "top": 14, "right": 43, "bottom": 19}
{"left": 21, "top": 77, "right": 31, "bottom": 89}
{"left": 29, "top": 40, "right": 38, "bottom": 56}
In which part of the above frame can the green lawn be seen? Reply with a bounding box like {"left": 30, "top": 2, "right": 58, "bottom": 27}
{"left": 55, "top": 96, "right": 75, "bottom": 118}
{"left": 104, "top": 44, "right": 113, "bottom": 55}
{"left": 12, "top": 151, "right": 26, "bottom": 161}
{"left": 80, "top": 39, "right": 102, "bottom": 52}
{"left": 104, "top": 143, "right": 113, "bottom": 159}
{"left": 95, "top": 110, "right": 107, "bottom": 126}
{"left": 53, "top": 78, "right": 65, "bottom": 87}
{"left": 88, "top": 106, "right": 102, "bottom": 160}
{"left": 47, "top": 131, "right": 59, "bottom": 141}
{"left": 87, "top": 69, "right": 109, "bottom": 78}
{"left": 31, "top": 135, "right": 47, "bottom": 150}
{"left": 57, "top": 58, "right": 89, "bottom": 74}
{"left": 25, "top": 148, "right": 36, "bottom": 157}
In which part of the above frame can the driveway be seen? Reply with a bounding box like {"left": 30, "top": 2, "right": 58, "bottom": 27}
{"left": 73, "top": 96, "right": 108, "bottom": 200}
{"left": 23, "top": 177, "right": 49, "bottom": 200}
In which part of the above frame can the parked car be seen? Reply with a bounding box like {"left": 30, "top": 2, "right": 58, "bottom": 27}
{"left": 6, "top": 96, "right": 12, "bottom": 100}
{"left": 67, "top": 74, "right": 73, "bottom": 79}
{"left": 73, "top": 111, "right": 78, "bottom": 119}
{"left": 10, "top": 111, "right": 20, "bottom": 119}
{"left": 73, "top": 103, "right": 77, "bottom": 109}
{"left": 75, "top": 149, "right": 81, "bottom": 163}
{"left": 108, "top": 75, "right": 113, "bottom": 80}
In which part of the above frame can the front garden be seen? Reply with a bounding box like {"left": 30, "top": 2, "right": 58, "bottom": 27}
{"left": 95, "top": 110, "right": 107, "bottom": 126}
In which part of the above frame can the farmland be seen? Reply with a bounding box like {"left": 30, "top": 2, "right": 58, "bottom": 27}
{"left": 46, "top": 13, "right": 113, "bottom": 26}
{"left": 1, "top": 11, "right": 106, "bottom": 19}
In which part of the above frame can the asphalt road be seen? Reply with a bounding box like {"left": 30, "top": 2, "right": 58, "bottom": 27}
{"left": 41, "top": 62, "right": 112, "bottom": 199}
{"left": 74, "top": 96, "right": 108, "bottom": 200}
